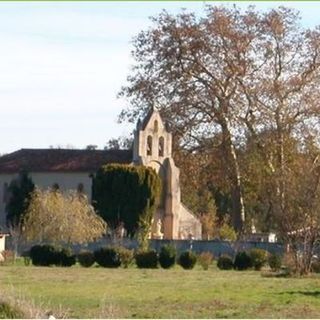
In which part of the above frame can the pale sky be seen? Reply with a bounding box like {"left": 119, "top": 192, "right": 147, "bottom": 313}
{"left": 1, "top": 1, "right": 320, "bottom": 154}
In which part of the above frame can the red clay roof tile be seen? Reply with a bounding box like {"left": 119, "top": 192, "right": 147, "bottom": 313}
{"left": 0, "top": 148, "right": 132, "bottom": 173}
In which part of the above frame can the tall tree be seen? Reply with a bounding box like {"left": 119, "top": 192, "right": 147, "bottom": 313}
{"left": 6, "top": 171, "right": 35, "bottom": 227}
{"left": 274, "top": 142, "right": 320, "bottom": 275}
{"left": 239, "top": 7, "right": 320, "bottom": 221}
{"left": 119, "top": 6, "right": 262, "bottom": 232}
{"left": 92, "top": 164, "right": 161, "bottom": 239}
{"left": 119, "top": 6, "right": 320, "bottom": 233}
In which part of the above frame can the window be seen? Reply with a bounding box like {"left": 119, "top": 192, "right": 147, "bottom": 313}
{"left": 77, "top": 183, "right": 84, "bottom": 193}
{"left": 159, "top": 136, "right": 164, "bottom": 157}
{"left": 154, "top": 120, "right": 158, "bottom": 133}
{"left": 147, "top": 136, "right": 153, "bottom": 156}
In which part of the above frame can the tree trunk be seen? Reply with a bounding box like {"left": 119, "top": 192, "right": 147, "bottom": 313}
{"left": 230, "top": 178, "right": 245, "bottom": 232}
{"left": 276, "top": 125, "right": 286, "bottom": 212}
{"left": 220, "top": 117, "right": 245, "bottom": 233}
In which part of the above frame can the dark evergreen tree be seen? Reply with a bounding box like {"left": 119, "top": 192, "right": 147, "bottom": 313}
{"left": 92, "top": 164, "right": 161, "bottom": 237}
{"left": 6, "top": 171, "right": 35, "bottom": 227}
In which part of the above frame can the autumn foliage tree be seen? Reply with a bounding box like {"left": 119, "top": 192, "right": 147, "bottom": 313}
{"left": 119, "top": 6, "right": 320, "bottom": 235}
{"left": 22, "top": 188, "right": 107, "bottom": 245}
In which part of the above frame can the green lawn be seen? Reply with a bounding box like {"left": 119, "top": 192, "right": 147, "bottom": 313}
{"left": 0, "top": 264, "right": 320, "bottom": 318}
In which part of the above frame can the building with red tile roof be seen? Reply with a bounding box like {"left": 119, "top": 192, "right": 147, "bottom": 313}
{"left": 0, "top": 110, "right": 201, "bottom": 239}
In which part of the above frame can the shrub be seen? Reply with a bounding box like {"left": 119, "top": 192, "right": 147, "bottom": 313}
{"left": 217, "top": 255, "right": 233, "bottom": 270}
{"left": 159, "top": 244, "right": 176, "bottom": 269}
{"left": 268, "top": 253, "right": 282, "bottom": 271}
{"left": 21, "top": 250, "right": 31, "bottom": 266}
{"left": 1, "top": 250, "right": 15, "bottom": 264}
{"left": 249, "top": 249, "right": 268, "bottom": 271}
{"left": 135, "top": 250, "right": 158, "bottom": 268}
{"left": 117, "top": 247, "right": 134, "bottom": 268}
{"left": 57, "top": 248, "right": 76, "bottom": 267}
{"left": 219, "top": 219, "right": 237, "bottom": 241}
{"left": 94, "top": 247, "right": 121, "bottom": 268}
{"left": 234, "top": 251, "right": 252, "bottom": 270}
{"left": 78, "top": 251, "right": 95, "bottom": 268}
{"left": 178, "top": 251, "right": 197, "bottom": 270}
{"left": 29, "top": 245, "right": 76, "bottom": 267}
{"left": 198, "top": 252, "right": 214, "bottom": 270}
{"left": 29, "top": 245, "right": 59, "bottom": 266}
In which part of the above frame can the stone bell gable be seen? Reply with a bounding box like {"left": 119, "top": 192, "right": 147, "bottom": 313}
{"left": 133, "top": 108, "right": 202, "bottom": 240}
{"left": 133, "top": 108, "right": 172, "bottom": 164}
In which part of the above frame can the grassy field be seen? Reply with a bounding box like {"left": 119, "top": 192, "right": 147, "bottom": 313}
{"left": 0, "top": 263, "right": 320, "bottom": 318}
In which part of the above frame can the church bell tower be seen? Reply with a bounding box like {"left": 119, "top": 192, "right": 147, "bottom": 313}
{"left": 133, "top": 108, "right": 172, "bottom": 166}
{"left": 132, "top": 108, "right": 202, "bottom": 240}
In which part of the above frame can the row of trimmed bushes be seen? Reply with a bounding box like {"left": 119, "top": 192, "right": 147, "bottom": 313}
{"left": 217, "top": 249, "right": 282, "bottom": 271}
{"left": 27, "top": 245, "right": 288, "bottom": 272}
{"left": 28, "top": 244, "right": 198, "bottom": 269}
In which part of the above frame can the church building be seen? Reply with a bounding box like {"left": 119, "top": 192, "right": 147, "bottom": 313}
{"left": 0, "top": 109, "right": 202, "bottom": 240}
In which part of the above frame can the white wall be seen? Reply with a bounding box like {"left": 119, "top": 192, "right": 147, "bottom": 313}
{"left": 0, "top": 172, "right": 93, "bottom": 228}
{"left": 0, "top": 235, "right": 6, "bottom": 252}
{"left": 31, "top": 172, "right": 92, "bottom": 196}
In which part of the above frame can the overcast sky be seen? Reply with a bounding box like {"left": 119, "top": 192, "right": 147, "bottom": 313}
{"left": 1, "top": 1, "right": 320, "bottom": 154}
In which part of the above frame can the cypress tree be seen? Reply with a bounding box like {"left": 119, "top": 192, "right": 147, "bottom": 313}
{"left": 92, "top": 164, "right": 161, "bottom": 238}
{"left": 6, "top": 170, "right": 35, "bottom": 227}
